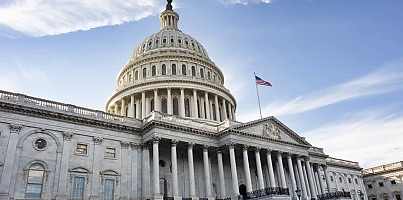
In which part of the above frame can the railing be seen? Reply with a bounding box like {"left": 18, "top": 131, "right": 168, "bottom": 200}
{"left": 164, "top": 197, "right": 174, "bottom": 200}
{"left": 317, "top": 191, "right": 352, "bottom": 200}
{"left": 238, "top": 187, "right": 290, "bottom": 200}
{"left": 216, "top": 197, "right": 231, "bottom": 200}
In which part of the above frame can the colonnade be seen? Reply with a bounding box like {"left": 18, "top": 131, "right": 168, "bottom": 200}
{"left": 142, "top": 138, "right": 333, "bottom": 200}
{"left": 108, "top": 87, "right": 236, "bottom": 122}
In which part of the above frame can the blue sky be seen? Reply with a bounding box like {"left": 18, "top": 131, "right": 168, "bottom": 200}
{"left": 1, "top": 0, "right": 403, "bottom": 168}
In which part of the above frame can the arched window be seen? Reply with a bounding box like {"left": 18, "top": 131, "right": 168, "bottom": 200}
{"left": 133, "top": 104, "right": 137, "bottom": 118}
{"left": 135, "top": 70, "right": 139, "bottom": 80}
{"left": 151, "top": 99, "right": 155, "bottom": 111}
{"left": 213, "top": 74, "right": 216, "bottom": 82}
{"left": 173, "top": 97, "right": 179, "bottom": 116}
{"left": 172, "top": 64, "right": 177, "bottom": 75}
{"left": 191, "top": 66, "right": 196, "bottom": 76}
{"left": 25, "top": 163, "right": 45, "bottom": 198}
{"left": 143, "top": 68, "right": 147, "bottom": 78}
{"left": 200, "top": 68, "right": 204, "bottom": 78}
{"left": 161, "top": 98, "right": 167, "bottom": 113}
{"left": 128, "top": 74, "right": 132, "bottom": 82}
{"left": 212, "top": 103, "right": 216, "bottom": 120}
{"left": 125, "top": 107, "right": 129, "bottom": 116}
{"left": 152, "top": 66, "right": 156, "bottom": 76}
{"left": 197, "top": 100, "right": 201, "bottom": 118}
{"left": 182, "top": 65, "right": 187, "bottom": 75}
{"left": 162, "top": 64, "right": 166, "bottom": 75}
{"left": 185, "top": 98, "right": 190, "bottom": 117}
{"left": 207, "top": 71, "right": 211, "bottom": 80}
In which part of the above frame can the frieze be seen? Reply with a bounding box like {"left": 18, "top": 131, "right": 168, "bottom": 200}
{"left": 262, "top": 122, "right": 281, "bottom": 140}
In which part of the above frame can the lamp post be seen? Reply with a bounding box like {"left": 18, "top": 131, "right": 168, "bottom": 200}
{"left": 359, "top": 191, "right": 364, "bottom": 200}
{"left": 296, "top": 189, "right": 302, "bottom": 200}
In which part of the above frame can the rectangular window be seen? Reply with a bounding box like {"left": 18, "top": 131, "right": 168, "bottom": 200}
{"left": 25, "top": 168, "right": 44, "bottom": 198}
{"left": 348, "top": 178, "right": 352, "bottom": 183}
{"left": 76, "top": 143, "right": 87, "bottom": 155}
{"left": 355, "top": 179, "right": 358, "bottom": 184}
{"left": 73, "top": 177, "right": 85, "bottom": 199}
{"left": 105, "top": 148, "right": 116, "bottom": 159}
{"left": 104, "top": 179, "right": 115, "bottom": 200}
{"left": 396, "top": 195, "right": 401, "bottom": 200}
{"left": 391, "top": 180, "right": 397, "bottom": 185}
{"left": 368, "top": 184, "right": 372, "bottom": 189}
{"left": 379, "top": 182, "right": 384, "bottom": 187}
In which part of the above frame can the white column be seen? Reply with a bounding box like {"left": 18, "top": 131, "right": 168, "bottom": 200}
{"left": 296, "top": 156, "right": 308, "bottom": 200}
{"left": 217, "top": 148, "right": 226, "bottom": 198}
{"left": 277, "top": 151, "right": 287, "bottom": 188}
{"left": 154, "top": 89, "right": 159, "bottom": 112}
{"left": 200, "top": 97, "right": 206, "bottom": 119}
{"left": 322, "top": 165, "right": 331, "bottom": 193}
{"left": 90, "top": 137, "right": 103, "bottom": 199}
{"left": 120, "top": 141, "right": 130, "bottom": 199}
{"left": 121, "top": 98, "right": 126, "bottom": 116}
{"left": 222, "top": 99, "right": 227, "bottom": 120}
{"left": 136, "top": 98, "right": 141, "bottom": 119}
{"left": 242, "top": 145, "right": 253, "bottom": 192}
{"left": 131, "top": 143, "right": 139, "bottom": 199}
{"left": 167, "top": 88, "right": 172, "bottom": 115}
{"left": 287, "top": 153, "right": 298, "bottom": 199}
{"left": 114, "top": 102, "right": 119, "bottom": 115}
{"left": 315, "top": 166, "right": 325, "bottom": 195}
{"left": 193, "top": 89, "right": 198, "bottom": 118}
{"left": 152, "top": 137, "right": 161, "bottom": 199}
{"left": 130, "top": 95, "right": 135, "bottom": 117}
{"left": 203, "top": 145, "right": 212, "bottom": 198}
{"left": 214, "top": 95, "right": 220, "bottom": 122}
{"left": 204, "top": 92, "right": 210, "bottom": 120}
{"left": 255, "top": 148, "right": 265, "bottom": 189}
{"left": 228, "top": 143, "right": 239, "bottom": 196}
{"left": 171, "top": 140, "right": 179, "bottom": 198}
{"left": 180, "top": 88, "right": 185, "bottom": 117}
{"left": 188, "top": 143, "right": 197, "bottom": 198}
{"left": 305, "top": 158, "right": 317, "bottom": 199}
{"left": 142, "top": 143, "right": 151, "bottom": 199}
{"left": 266, "top": 149, "right": 276, "bottom": 187}
{"left": 146, "top": 96, "right": 150, "bottom": 115}
{"left": 228, "top": 103, "right": 233, "bottom": 120}
{"left": 302, "top": 163, "right": 311, "bottom": 197}
{"left": 142, "top": 91, "right": 146, "bottom": 118}
{"left": 0, "top": 124, "right": 21, "bottom": 196}
{"left": 56, "top": 132, "right": 73, "bottom": 199}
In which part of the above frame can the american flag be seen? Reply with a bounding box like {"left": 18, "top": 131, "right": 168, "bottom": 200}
{"left": 255, "top": 75, "right": 272, "bottom": 87}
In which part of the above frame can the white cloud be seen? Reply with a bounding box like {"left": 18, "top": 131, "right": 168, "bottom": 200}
{"left": 303, "top": 109, "right": 403, "bottom": 168}
{"left": 218, "top": 0, "right": 271, "bottom": 5}
{"left": 0, "top": 0, "right": 164, "bottom": 37}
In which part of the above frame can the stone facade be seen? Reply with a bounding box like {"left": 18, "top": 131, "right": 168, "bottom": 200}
{"left": 0, "top": 1, "right": 367, "bottom": 200}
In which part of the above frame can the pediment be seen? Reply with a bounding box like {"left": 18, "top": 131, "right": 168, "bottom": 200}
{"left": 230, "top": 116, "right": 311, "bottom": 146}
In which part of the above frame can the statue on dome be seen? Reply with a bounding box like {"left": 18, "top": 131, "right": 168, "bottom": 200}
{"left": 166, "top": 0, "right": 173, "bottom": 11}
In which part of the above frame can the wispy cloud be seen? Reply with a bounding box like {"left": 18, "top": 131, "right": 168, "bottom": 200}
{"left": 218, "top": 0, "right": 271, "bottom": 6}
{"left": 303, "top": 109, "right": 403, "bottom": 168}
{"left": 264, "top": 60, "right": 403, "bottom": 117}
{"left": 0, "top": 0, "right": 164, "bottom": 37}
{"left": 0, "top": 67, "right": 47, "bottom": 92}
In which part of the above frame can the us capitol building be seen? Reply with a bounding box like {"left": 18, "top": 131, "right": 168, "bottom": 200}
{"left": 0, "top": 1, "right": 368, "bottom": 200}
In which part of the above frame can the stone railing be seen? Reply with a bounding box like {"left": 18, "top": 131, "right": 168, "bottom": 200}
{"left": 362, "top": 161, "right": 403, "bottom": 175}
{"left": 216, "top": 197, "right": 231, "bottom": 200}
{"left": 238, "top": 187, "right": 290, "bottom": 200}
{"left": 0, "top": 90, "right": 140, "bottom": 126}
{"left": 326, "top": 157, "right": 361, "bottom": 169}
{"left": 317, "top": 191, "right": 352, "bottom": 200}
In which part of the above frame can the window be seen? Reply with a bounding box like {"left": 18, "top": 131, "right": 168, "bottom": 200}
{"left": 104, "top": 179, "right": 115, "bottom": 200}
{"left": 339, "top": 177, "right": 342, "bottom": 183}
{"left": 191, "top": 66, "right": 196, "bottom": 76}
{"left": 151, "top": 99, "right": 155, "bottom": 111}
{"left": 163, "top": 38, "right": 166, "bottom": 43}
{"left": 330, "top": 176, "right": 334, "bottom": 181}
{"left": 143, "top": 68, "right": 147, "bottom": 78}
{"left": 379, "top": 182, "right": 384, "bottom": 187}
{"left": 34, "top": 138, "right": 47, "bottom": 150}
{"left": 73, "top": 177, "right": 85, "bottom": 199}
{"left": 348, "top": 178, "right": 352, "bottom": 183}
{"left": 173, "top": 97, "right": 179, "bottom": 116}
{"left": 152, "top": 66, "right": 156, "bottom": 76}
{"left": 396, "top": 195, "right": 401, "bottom": 200}
{"left": 105, "top": 148, "right": 116, "bottom": 159}
{"left": 212, "top": 104, "right": 216, "bottom": 120}
{"left": 171, "top": 64, "right": 176, "bottom": 75}
{"left": 161, "top": 98, "right": 167, "bottom": 113}
{"left": 185, "top": 98, "right": 190, "bottom": 117}
{"left": 182, "top": 64, "right": 187, "bottom": 75}
{"left": 200, "top": 68, "right": 204, "bottom": 78}
{"left": 135, "top": 71, "right": 138, "bottom": 80}
{"left": 162, "top": 64, "right": 166, "bottom": 75}
{"left": 367, "top": 184, "right": 372, "bottom": 189}
{"left": 76, "top": 144, "right": 88, "bottom": 155}
{"left": 391, "top": 180, "right": 397, "bottom": 185}
{"left": 25, "top": 163, "right": 45, "bottom": 198}
{"left": 207, "top": 71, "right": 211, "bottom": 80}
{"left": 355, "top": 179, "right": 358, "bottom": 184}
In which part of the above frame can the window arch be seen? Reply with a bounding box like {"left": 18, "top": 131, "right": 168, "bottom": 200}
{"left": 143, "top": 68, "right": 147, "bottom": 78}
{"left": 200, "top": 68, "right": 204, "bottom": 78}
{"left": 162, "top": 64, "right": 167, "bottom": 75}
{"left": 172, "top": 64, "right": 177, "bottom": 75}
{"left": 185, "top": 98, "right": 190, "bottom": 117}
{"left": 173, "top": 97, "right": 179, "bottom": 116}
{"left": 152, "top": 66, "right": 156, "bottom": 76}
{"left": 191, "top": 66, "right": 196, "bottom": 76}
{"left": 25, "top": 163, "right": 45, "bottom": 198}
{"left": 135, "top": 70, "right": 139, "bottom": 80}
{"left": 207, "top": 71, "right": 211, "bottom": 80}
{"left": 182, "top": 64, "right": 187, "bottom": 75}
{"left": 161, "top": 98, "right": 167, "bottom": 113}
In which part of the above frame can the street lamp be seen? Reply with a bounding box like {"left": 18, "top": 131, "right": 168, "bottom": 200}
{"left": 296, "top": 189, "right": 302, "bottom": 200}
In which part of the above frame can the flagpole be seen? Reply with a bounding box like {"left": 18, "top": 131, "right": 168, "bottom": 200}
{"left": 254, "top": 72, "right": 263, "bottom": 119}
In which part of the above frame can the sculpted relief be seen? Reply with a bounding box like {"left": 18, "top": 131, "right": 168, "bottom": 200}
{"left": 262, "top": 123, "right": 281, "bottom": 140}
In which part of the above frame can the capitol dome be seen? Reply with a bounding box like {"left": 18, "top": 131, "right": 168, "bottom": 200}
{"left": 106, "top": 1, "right": 237, "bottom": 123}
